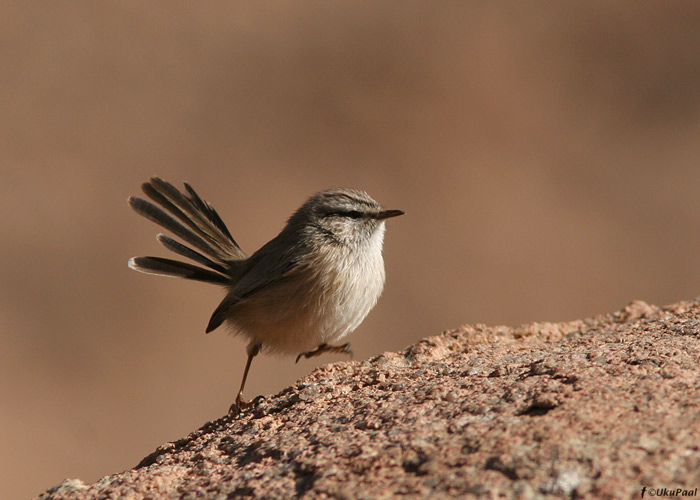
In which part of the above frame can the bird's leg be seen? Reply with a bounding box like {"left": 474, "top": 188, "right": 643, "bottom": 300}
{"left": 295, "top": 342, "right": 353, "bottom": 363}
{"left": 229, "top": 343, "right": 260, "bottom": 414}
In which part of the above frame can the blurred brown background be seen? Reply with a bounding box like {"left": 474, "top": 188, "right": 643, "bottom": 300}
{"left": 3, "top": 2, "right": 700, "bottom": 498}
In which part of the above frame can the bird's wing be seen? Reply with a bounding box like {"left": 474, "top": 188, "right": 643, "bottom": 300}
{"left": 206, "top": 235, "right": 302, "bottom": 332}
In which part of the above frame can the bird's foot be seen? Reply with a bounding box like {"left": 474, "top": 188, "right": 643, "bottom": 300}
{"left": 296, "top": 342, "right": 353, "bottom": 363}
{"left": 228, "top": 391, "right": 253, "bottom": 415}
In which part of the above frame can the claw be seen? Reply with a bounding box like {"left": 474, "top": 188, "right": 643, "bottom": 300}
{"left": 228, "top": 402, "right": 241, "bottom": 416}
{"left": 228, "top": 392, "right": 253, "bottom": 415}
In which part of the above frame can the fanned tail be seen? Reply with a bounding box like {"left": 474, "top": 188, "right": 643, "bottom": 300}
{"left": 128, "top": 177, "right": 247, "bottom": 284}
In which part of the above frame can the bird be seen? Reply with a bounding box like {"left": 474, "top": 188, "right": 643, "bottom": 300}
{"left": 128, "top": 177, "right": 403, "bottom": 411}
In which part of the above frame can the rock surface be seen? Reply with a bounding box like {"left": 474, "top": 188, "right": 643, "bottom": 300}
{"left": 37, "top": 300, "right": 700, "bottom": 499}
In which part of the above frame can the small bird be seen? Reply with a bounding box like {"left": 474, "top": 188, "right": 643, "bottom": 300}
{"left": 128, "top": 177, "right": 403, "bottom": 410}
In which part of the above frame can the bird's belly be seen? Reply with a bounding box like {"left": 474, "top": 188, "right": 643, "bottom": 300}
{"left": 228, "top": 251, "right": 385, "bottom": 354}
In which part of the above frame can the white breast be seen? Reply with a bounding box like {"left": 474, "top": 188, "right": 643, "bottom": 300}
{"left": 321, "top": 222, "right": 387, "bottom": 344}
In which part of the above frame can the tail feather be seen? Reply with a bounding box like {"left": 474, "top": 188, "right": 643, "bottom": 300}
{"left": 144, "top": 178, "right": 245, "bottom": 260}
{"left": 128, "top": 256, "right": 230, "bottom": 284}
{"left": 128, "top": 196, "right": 226, "bottom": 260}
{"left": 139, "top": 182, "right": 231, "bottom": 259}
{"left": 128, "top": 177, "right": 248, "bottom": 286}
{"left": 183, "top": 181, "right": 238, "bottom": 246}
{"left": 156, "top": 233, "right": 229, "bottom": 275}
{"left": 139, "top": 182, "right": 214, "bottom": 246}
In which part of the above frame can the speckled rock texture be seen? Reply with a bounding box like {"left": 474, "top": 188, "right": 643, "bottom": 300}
{"left": 38, "top": 300, "right": 700, "bottom": 499}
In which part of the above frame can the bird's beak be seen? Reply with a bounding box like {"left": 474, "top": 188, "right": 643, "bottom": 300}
{"left": 375, "top": 209, "right": 405, "bottom": 220}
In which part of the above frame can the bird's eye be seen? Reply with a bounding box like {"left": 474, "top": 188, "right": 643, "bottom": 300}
{"left": 345, "top": 210, "right": 363, "bottom": 219}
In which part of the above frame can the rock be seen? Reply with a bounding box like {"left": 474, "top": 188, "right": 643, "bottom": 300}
{"left": 36, "top": 300, "right": 700, "bottom": 499}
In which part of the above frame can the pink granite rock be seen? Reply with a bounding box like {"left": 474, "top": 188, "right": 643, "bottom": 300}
{"left": 37, "top": 300, "right": 700, "bottom": 499}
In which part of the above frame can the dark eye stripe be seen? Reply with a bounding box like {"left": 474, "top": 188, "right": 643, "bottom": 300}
{"left": 324, "top": 209, "right": 365, "bottom": 219}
